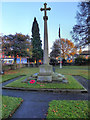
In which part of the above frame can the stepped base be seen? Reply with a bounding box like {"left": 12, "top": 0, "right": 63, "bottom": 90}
{"left": 37, "top": 76, "right": 52, "bottom": 82}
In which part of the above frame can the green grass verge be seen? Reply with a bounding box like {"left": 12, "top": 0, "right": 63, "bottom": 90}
{"left": 1, "top": 67, "right": 39, "bottom": 83}
{"left": 1, "top": 66, "right": 89, "bottom": 84}
{"left": 47, "top": 100, "right": 89, "bottom": 119}
{"left": 56, "top": 65, "right": 89, "bottom": 69}
{"left": 56, "top": 66, "right": 89, "bottom": 80}
{"left": 0, "top": 96, "right": 23, "bottom": 119}
{"left": 5, "top": 75, "right": 84, "bottom": 89}
{"left": 1, "top": 73, "right": 22, "bottom": 83}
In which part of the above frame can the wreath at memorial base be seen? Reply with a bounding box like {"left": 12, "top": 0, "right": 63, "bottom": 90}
{"left": 28, "top": 80, "right": 37, "bottom": 85}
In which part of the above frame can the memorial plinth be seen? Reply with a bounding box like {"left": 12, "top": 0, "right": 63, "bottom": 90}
{"left": 37, "top": 64, "right": 53, "bottom": 82}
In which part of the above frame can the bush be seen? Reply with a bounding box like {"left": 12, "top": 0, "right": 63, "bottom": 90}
{"left": 49, "top": 58, "right": 58, "bottom": 66}
{"left": 2, "top": 64, "right": 16, "bottom": 71}
{"left": 75, "top": 56, "right": 89, "bottom": 65}
{"left": 62, "top": 59, "right": 67, "bottom": 65}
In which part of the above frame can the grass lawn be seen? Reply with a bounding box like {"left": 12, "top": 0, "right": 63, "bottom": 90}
{"left": 1, "top": 66, "right": 89, "bottom": 89}
{"left": 5, "top": 75, "right": 84, "bottom": 89}
{"left": 1, "top": 67, "right": 39, "bottom": 83}
{"left": 47, "top": 100, "right": 89, "bottom": 119}
{"left": 56, "top": 66, "right": 89, "bottom": 80}
{"left": 1, "top": 66, "right": 89, "bottom": 119}
{"left": 1, "top": 73, "right": 22, "bottom": 83}
{"left": 56, "top": 65, "right": 89, "bottom": 69}
{"left": 0, "top": 95, "right": 23, "bottom": 119}
{"left": 2, "top": 66, "right": 89, "bottom": 83}
{"left": 2, "top": 65, "right": 89, "bottom": 89}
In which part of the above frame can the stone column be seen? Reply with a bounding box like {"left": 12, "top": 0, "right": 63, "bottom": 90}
{"left": 43, "top": 16, "right": 49, "bottom": 65}
{"left": 37, "top": 3, "right": 53, "bottom": 82}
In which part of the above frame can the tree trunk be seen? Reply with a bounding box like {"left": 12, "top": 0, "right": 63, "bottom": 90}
{"left": 28, "top": 58, "right": 30, "bottom": 67}
{"left": 14, "top": 57, "right": 17, "bottom": 69}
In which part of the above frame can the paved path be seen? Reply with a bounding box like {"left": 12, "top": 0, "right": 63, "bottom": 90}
{"left": 73, "top": 75, "right": 89, "bottom": 90}
{"left": 1, "top": 75, "right": 89, "bottom": 118}
{"left": 2, "top": 76, "right": 25, "bottom": 86}
{"left": 2, "top": 89, "right": 88, "bottom": 118}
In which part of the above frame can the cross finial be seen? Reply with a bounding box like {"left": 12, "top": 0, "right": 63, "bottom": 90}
{"left": 40, "top": 3, "right": 51, "bottom": 18}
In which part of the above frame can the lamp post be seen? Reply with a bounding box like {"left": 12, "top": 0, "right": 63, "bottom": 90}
{"left": 59, "top": 25, "right": 62, "bottom": 68}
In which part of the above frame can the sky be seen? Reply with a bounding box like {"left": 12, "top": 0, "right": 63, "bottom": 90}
{"left": 1, "top": 1, "right": 80, "bottom": 53}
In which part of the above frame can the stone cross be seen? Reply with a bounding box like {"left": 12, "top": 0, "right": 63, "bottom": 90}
{"left": 40, "top": 3, "right": 51, "bottom": 65}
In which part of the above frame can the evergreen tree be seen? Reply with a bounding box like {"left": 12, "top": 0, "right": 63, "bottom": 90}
{"left": 71, "top": 2, "right": 90, "bottom": 48}
{"left": 31, "top": 17, "right": 43, "bottom": 64}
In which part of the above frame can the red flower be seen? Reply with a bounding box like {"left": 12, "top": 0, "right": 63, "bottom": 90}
{"left": 40, "top": 85, "right": 44, "bottom": 86}
{"left": 37, "top": 82, "right": 40, "bottom": 84}
{"left": 29, "top": 80, "right": 36, "bottom": 84}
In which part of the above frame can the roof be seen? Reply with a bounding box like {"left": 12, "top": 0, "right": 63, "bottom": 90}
{"left": 80, "top": 50, "right": 90, "bottom": 55}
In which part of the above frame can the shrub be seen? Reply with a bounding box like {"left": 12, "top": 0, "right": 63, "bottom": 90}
{"left": 75, "top": 56, "right": 89, "bottom": 65}
{"left": 2, "top": 64, "right": 16, "bottom": 71}
{"left": 49, "top": 58, "right": 58, "bottom": 66}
